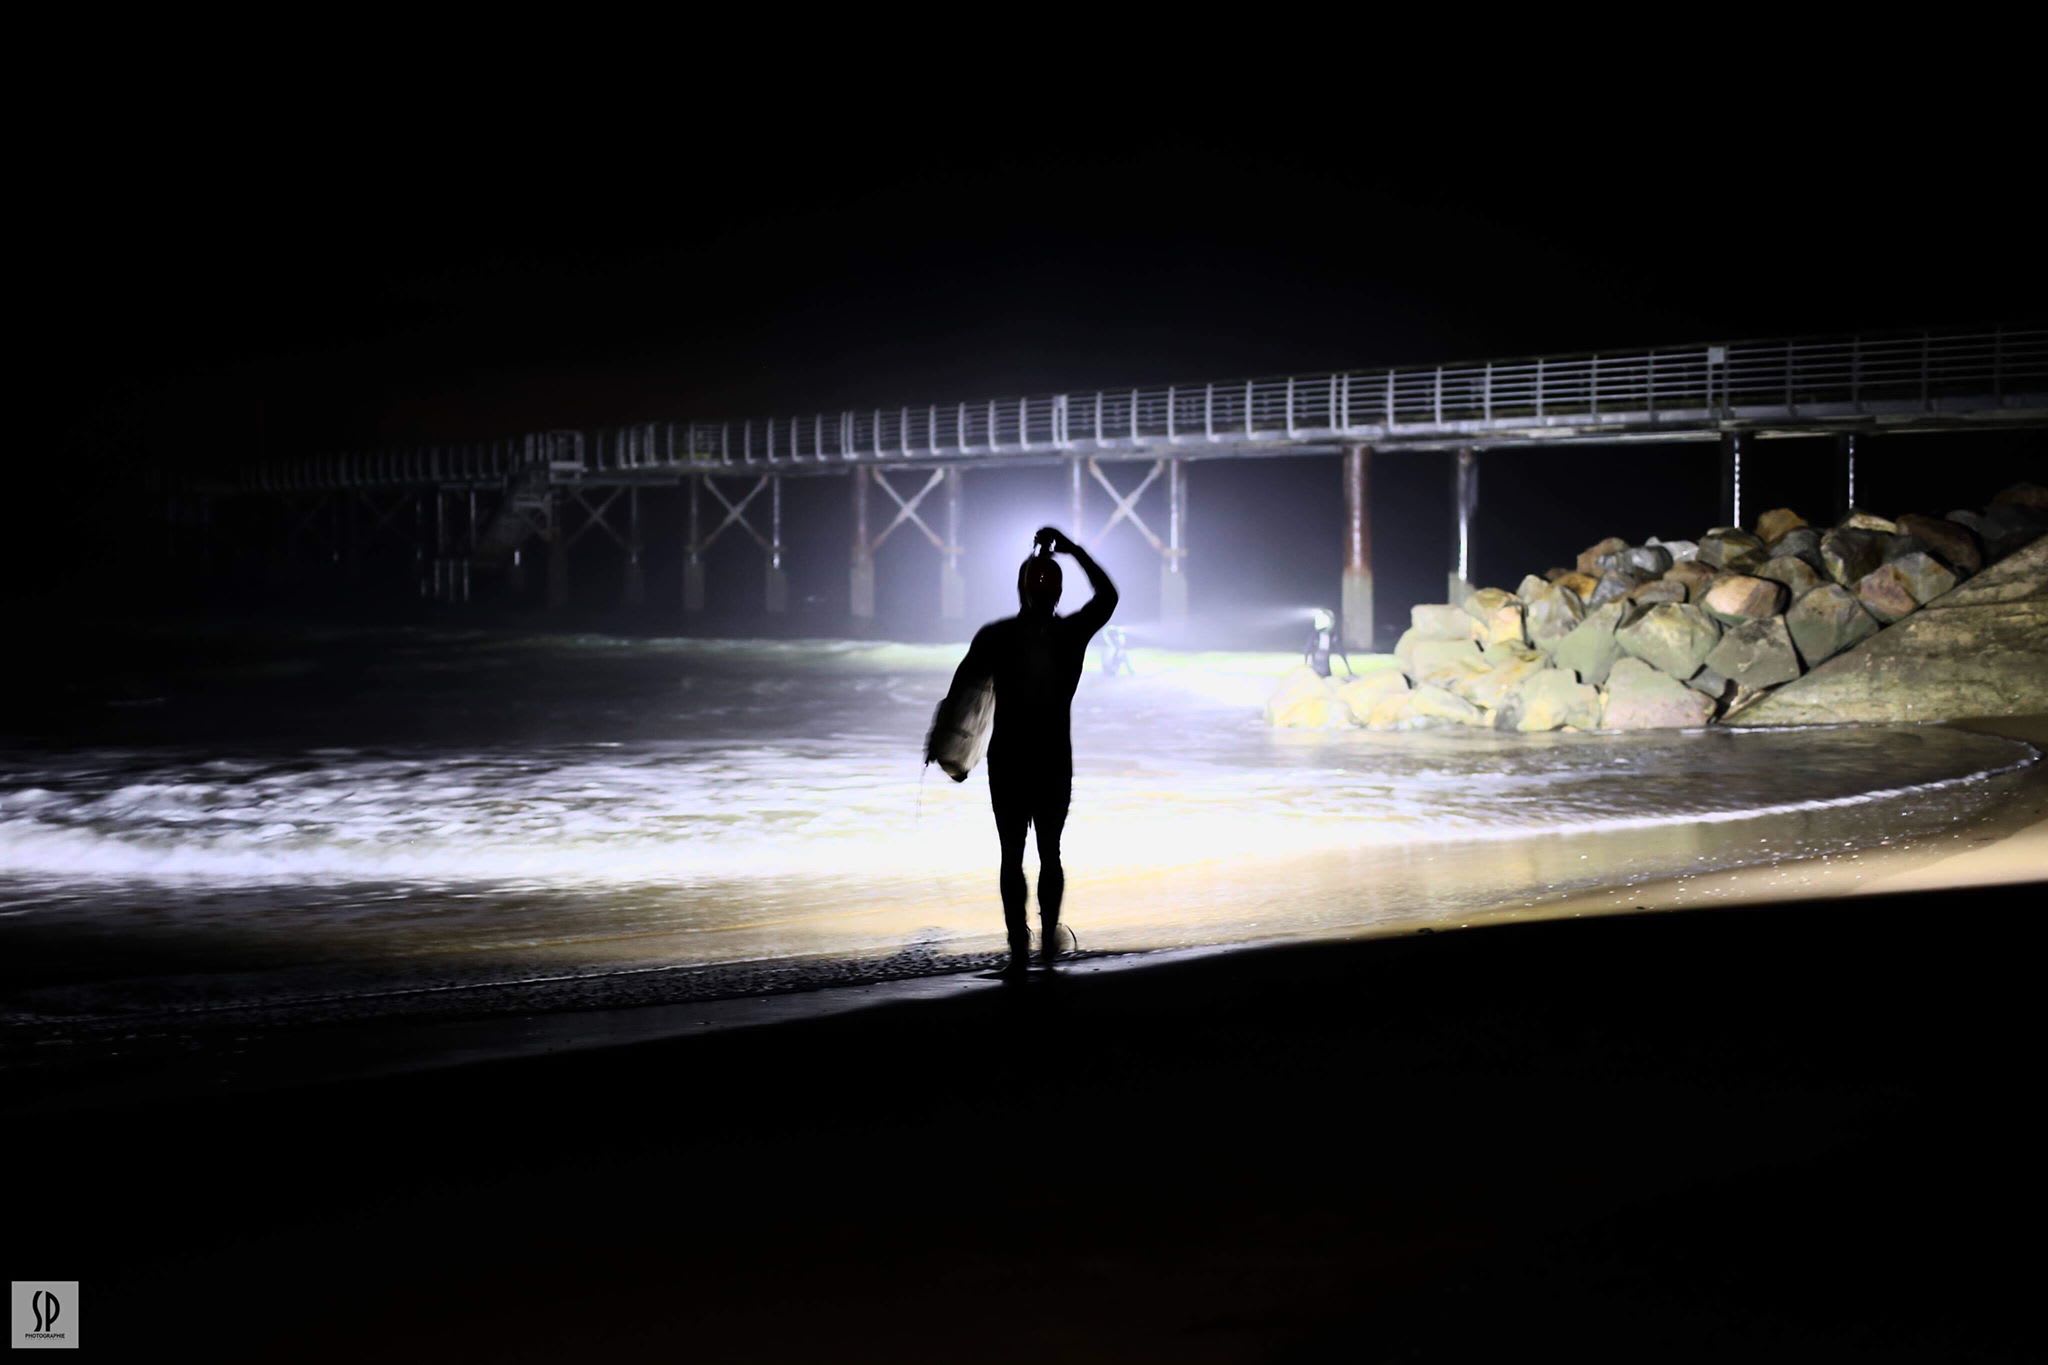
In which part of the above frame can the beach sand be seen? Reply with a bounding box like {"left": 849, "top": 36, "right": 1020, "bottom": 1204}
{"left": 11, "top": 719, "right": 2045, "bottom": 1361}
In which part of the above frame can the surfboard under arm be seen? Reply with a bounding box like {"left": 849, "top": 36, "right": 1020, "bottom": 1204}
{"left": 926, "top": 678, "right": 994, "bottom": 782}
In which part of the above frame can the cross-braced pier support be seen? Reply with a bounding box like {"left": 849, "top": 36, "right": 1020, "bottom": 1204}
{"left": 684, "top": 473, "right": 784, "bottom": 614}
{"left": 1073, "top": 456, "right": 1190, "bottom": 630}
{"left": 1341, "top": 444, "right": 1373, "bottom": 649}
{"left": 850, "top": 466, "right": 955, "bottom": 623}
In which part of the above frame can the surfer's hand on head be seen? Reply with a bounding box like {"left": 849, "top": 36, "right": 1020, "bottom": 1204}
{"left": 1035, "top": 527, "right": 1077, "bottom": 555}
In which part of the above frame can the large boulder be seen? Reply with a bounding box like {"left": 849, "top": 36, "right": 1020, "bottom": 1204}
{"left": 1754, "top": 554, "right": 1824, "bottom": 599}
{"left": 1785, "top": 583, "right": 1880, "bottom": 666}
{"left": 1704, "top": 615, "right": 1803, "bottom": 689}
{"left": 1839, "top": 508, "right": 1899, "bottom": 534}
{"left": 1458, "top": 649, "right": 1549, "bottom": 711}
{"left": 1949, "top": 507, "right": 2041, "bottom": 562}
{"left": 1336, "top": 669, "right": 1408, "bottom": 721}
{"left": 1628, "top": 579, "right": 1688, "bottom": 606}
{"left": 1755, "top": 507, "right": 1808, "bottom": 545}
{"left": 1410, "top": 603, "right": 1479, "bottom": 640}
{"left": 1732, "top": 538, "right": 2048, "bottom": 728}
{"left": 1855, "top": 563, "right": 1922, "bottom": 624}
{"left": 1990, "top": 481, "right": 2048, "bottom": 514}
{"left": 1554, "top": 570, "right": 1602, "bottom": 603}
{"left": 1697, "top": 528, "right": 1767, "bottom": 572}
{"left": 1409, "top": 683, "right": 1488, "bottom": 728}
{"left": 1613, "top": 545, "right": 1674, "bottom": 577}
{"left": 1266, "top": 667, "right": 1349, "bottom": 728}
{"left": 1983, "top": 502, "right": 2048, "bottom": 551}
{"left": 1882, "top": 534, "right": 1933, "bottom": 565}
{"left": 1662, "top": 560, "right": 1718, "bottom": 602}
{"left": 1647, "top": 536, "right": 1700, "bottom": 563}
{"left": 1408, "top": 638, "right": 1490, "bottom": 689}
{"left": 1891, "top": 550, "right": 1959, "bottom": 605}
{"left": 1461, "top": 587, "right": 1518, "bottom": 621}
{"left": 1462, "top": 588, "right": 1526, "bottom": 646}
{"left": 1576, "top": 536, "right": 1630, "bottom": 576}
{"left": 1771, "top": 526, "right": 1825, "bottom": 568}
{"left": 1551, "top": 599, "right": 1632, "bottom": 686}
{"left": 1615, "top": 603, "right": 1721, "bottom": 679}
{"left": 1512, "top": 668, "right": 1602, "bottom": 731}
{"left": 1701, "top": 574, "right": 1788, "bottom": 627}
{"left": 1521, "top": 580, "right": 1585, "bottom": 652}
{"left": 1820, "top": 527, "right": 1887, "bottom": 586}
{"left": 1588, "top": 570, "right": 1651, "bottom": 608}
{"left": 1601, "top": 658, "right": 1717, "bottom": 729}
{"left": 1478, "top": 602, "right": 1527, "bottom": 647}
{"left": 1361, "top": 688, "right": 1420, "bottom": 731}
{"left": 1896, "top": 513, "right": 1983, "bottom": 576}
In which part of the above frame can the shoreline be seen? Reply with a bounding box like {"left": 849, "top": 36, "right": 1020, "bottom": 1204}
{"left": 14, "top": 716, "right": 2043, "bottom": 1113}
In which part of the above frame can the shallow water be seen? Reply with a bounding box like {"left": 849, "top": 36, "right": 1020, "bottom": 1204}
{"left": 0, "top": 628, "right": 2035, "bottom": 1033}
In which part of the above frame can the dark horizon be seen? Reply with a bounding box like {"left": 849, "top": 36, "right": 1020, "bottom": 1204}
{"left": 21, "top": 104, "right": 2047, "bottom": 638}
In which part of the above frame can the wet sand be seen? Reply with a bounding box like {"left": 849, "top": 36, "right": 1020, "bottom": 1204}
{"left": 12, "top": 722, "right": 2046, "bottom": 1360}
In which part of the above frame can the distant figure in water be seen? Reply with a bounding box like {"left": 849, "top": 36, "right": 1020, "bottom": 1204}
{"left": 1304, "top": 608, "right": 1354, "bottom": 679}
{"left": 929, "top": 527, "right": 1117, "bottom": 978}
{"left": 1097, "top": 625, "right": 1134, "bottom": 677}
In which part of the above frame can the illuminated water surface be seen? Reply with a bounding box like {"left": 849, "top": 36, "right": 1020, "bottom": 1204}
{"left": 0, "top": 632, "right": 2034, "bottom": 1031}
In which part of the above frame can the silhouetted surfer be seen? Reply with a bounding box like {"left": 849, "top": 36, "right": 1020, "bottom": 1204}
{"left": 927, "top": 527, "right": 1117, "bottom": 978}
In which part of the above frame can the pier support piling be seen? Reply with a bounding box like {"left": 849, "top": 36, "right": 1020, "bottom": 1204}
{"left": 684, "top": 476, "right": 705, "bottom": 613}
{"left": 1835, "top": 432, "right": 1858, "bottom": 518}
{"left": 1342, "top": 444, "right": 1373, "bottom": 649}
{"left": 1720, "top": 431, "right": 1746, "bottom": 530}
{"left": 850, "top": 468, "right": 875, "bottom": 620}
{"left": 940, "top": 468, "right": 965, "bottom": 620}
{"left": 623, "top": 487, "right": 645, "bottom": 607}
{"left": 1447, "top": 446, "right": 1478, "bottom": 607}
{"left": 1161, "top": 458, "right": 1188, "bottom": 630}
{"left": 765, "top": 476, "right": 787, "bottom": 614}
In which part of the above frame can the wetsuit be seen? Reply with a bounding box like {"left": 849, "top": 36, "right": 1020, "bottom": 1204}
{"left": 947, "top": 551, "right": 1116, "bottom": 961}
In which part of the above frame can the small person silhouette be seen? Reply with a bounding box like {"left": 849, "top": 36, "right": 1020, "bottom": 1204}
{"left": 928, "top": 527, "right": 1118, "bottom": 978}
{"left": 1304, "top": 608, "right": 1354, "bottom": 679}
{"left": 1097, "top": 625, "right": 1135, "bottom": 677}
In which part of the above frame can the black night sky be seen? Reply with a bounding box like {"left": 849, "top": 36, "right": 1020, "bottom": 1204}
{"left": 23, "top": 87, "right": 2047, "bottom": 635}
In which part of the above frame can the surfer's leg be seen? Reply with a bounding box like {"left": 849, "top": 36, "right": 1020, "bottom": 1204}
{"left": 990, "top": 766, "right": 1031, "bottom": 962}
{"left": 1033, "top": 767, "right": 1071, "bottom": 962}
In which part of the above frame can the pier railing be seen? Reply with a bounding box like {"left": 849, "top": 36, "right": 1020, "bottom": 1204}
{"left": 247, "top": 326, "right": 2048, "bottom": 492}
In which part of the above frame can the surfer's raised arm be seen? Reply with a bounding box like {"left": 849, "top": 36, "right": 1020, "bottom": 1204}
{"left": 1039, "top": 527, "right": 1117, "bottom": 636}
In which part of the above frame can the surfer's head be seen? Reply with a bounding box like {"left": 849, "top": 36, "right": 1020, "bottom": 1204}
{"left": 1018, "top": 554, "right": 1063, "bottom": 616}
